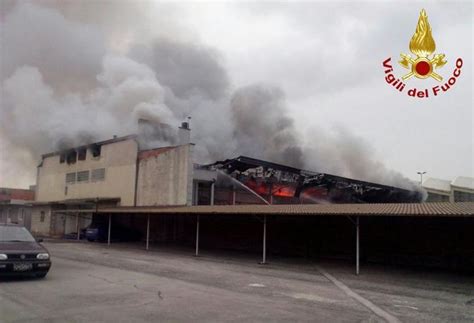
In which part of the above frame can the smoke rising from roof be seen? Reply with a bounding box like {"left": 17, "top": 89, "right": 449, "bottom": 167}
{"left": 0, "top": 2, "right": 420, "bottom": 193}
{"left": 231, "top": 85, "right": 304, "bottom": 169}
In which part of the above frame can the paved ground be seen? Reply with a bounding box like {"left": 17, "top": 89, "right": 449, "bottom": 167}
{"left": 1, "top": 242, "right": 473, "bottom": 322}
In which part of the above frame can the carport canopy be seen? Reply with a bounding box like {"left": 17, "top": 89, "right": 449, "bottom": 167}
{"left": 54, "top": 202, "right": 474, "bottom": 275}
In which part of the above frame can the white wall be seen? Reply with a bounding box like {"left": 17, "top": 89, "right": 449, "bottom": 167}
{"left": 30, "top": 206, "right": 52, "bottom": 236}
{"left": 137, "top": 144, "right": 193, "bottom": 206}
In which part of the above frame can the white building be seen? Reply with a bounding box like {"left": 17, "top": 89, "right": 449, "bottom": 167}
{"left": 422, "top": 176, "right": 474, "bottom": 202}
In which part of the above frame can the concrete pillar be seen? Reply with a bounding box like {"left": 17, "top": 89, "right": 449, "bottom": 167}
{"left": 107, "top": 214, "right": 111, "bottom": 246}
{"left": 146, "top": 214, "right": 150, "bottom": 251}
{"left": 195, "top": 215, "right": 200, "bottom": 256}
{"left": 356, "top": 216, "right": 360, "bottom": 275}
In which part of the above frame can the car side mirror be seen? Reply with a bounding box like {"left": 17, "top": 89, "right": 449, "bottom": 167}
{"left": 37, "top": 238, "right": 44, "bottom": 243}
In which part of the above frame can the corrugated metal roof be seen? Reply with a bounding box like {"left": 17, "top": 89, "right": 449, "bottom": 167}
{"left": 422, "top": 178, "right": 451, "bottom": 192}
{"left": 95, "top": 202, "right": 474, "bottom": 217}
{"left": 451, "top": 176, "right": 474, "bottom": 191}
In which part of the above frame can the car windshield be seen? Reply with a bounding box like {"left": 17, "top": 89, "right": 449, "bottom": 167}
{"left": 0, "top": 226, "right": 36, "bottom": 242}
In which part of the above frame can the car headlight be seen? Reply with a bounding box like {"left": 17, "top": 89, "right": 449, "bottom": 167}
{"left": 0, "top": 254, "right": 7, "bottom": 260}
{"left": 37, "top": 253, "right": 50, "bottom": 260}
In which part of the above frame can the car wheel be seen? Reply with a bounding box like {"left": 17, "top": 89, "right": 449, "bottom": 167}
{"left": 36, "top": 273, "right": 48, "bottom": 279}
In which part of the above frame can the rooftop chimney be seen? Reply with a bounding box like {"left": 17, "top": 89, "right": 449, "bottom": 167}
{"left": 178, "top": 121, "right": 191, "bottom": 145}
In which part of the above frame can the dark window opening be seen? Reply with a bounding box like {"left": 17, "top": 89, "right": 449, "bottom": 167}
{"left": 454, "top": 190, "right": 474, "bottom": 202}
{"left": 90, "top": 144, "right": 102, "bottom": 158}
{"left": 60, "top": 154, "right": 65, "bottom": 163}
{"left": 78, "top": 148, "right": 87, "bottom": 161}
{"left": 66, "top": 150, "right": 77, "bottom": 164}
{"left": 40, "top": 211, "right": 45, "bottom": 222}
{"left": 426, "top": 192, "right": 450, "bottom": 202}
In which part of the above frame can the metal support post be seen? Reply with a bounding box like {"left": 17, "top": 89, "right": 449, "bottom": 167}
{"left": 76, "top": 213, "right": 80, "bottom": 241}
{"left": 356, "top": 216, "right": 360, "bottom": 275}
{"left": 195, "top": 215, "right": 200, "bottom": 256}
{"left": 146, "top": 214, "right": 150, "bottom": 250}
{"left": 232, "top": 189, "right": 236, "bottom": 205}
{"left": 210, "top": 182, "right": 215, "bottom": 206}
{"left": 107, "top": 214, "right": 111, "bottom": 246}
{"left": 193, "top": 181, "right": 199, "bottom": 205}
{"left": 261, "top": 215, "right": 267, "bottom": 264}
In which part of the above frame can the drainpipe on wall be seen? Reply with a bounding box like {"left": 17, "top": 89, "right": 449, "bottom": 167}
{"left": 133, "top": 140, "right": 140, "bottom": 207}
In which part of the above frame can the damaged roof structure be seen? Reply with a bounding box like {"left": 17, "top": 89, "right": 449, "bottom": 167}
{"left": 204, "top": 156, "right": 423, "bottom": 204}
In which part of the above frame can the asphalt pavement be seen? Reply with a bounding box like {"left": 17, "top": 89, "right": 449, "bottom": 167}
{"left": 0, "top": 242, "right": 473, "bottom": 322}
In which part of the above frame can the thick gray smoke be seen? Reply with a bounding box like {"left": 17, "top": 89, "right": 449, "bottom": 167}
{"left": 0, "top": 2, "right": 419, "bottom": 193}
{"left": 130, "top": 39, "right": 229, "bottom": 101}
{"left": 230, "top": 85, "right": 304, "bottom": 168}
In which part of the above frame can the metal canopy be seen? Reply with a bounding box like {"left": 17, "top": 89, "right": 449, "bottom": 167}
{"left": 87, "top": 202, "right": 474, "bottom": 217}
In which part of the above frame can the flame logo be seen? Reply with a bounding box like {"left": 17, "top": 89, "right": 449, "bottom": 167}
{"left": 409, "top": 9, "right": 436, "bottom": 57}
{"left": 399, "top": 9, "right": 446, "bottom": 81}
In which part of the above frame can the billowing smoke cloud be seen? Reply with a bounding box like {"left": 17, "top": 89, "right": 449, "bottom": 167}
{"left": 0, "top": 2, "right": 419, "bottom": 193}
{"left": 302, "top": 127, "right": 420, "bottom": 190}
{"left": 1, "top": 2, "right": 105, "bottom": 93}
{"left": 230, "top": 85, "right": 304, "bottom": 168}
{"left": 130, "top": 39, "right": 230, "bottom": 101}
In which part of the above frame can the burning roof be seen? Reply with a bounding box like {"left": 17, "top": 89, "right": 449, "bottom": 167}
{"left": 205, "top": 156, "right": 423, "bottom": 203}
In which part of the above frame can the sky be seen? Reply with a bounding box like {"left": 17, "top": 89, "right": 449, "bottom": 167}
{"left": 0, "top": 0, "right": 472, "bottom": 188}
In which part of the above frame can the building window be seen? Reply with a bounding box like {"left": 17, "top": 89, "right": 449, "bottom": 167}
{"left": 453, "top": 190, "right": 474, "bottom": 202}
{"left": 66, "top": 150, "right": 77, "bottom": 164}
{"left": 426, "top": 192, "right": 449, "bottom": 202}
{"left": 91, "top": 168, "right": 106, "bottom": 182}
{"left": 78, "top": 148, "right": 87, "bottom": 161}
{"left": 90, "top": 144, "right": 101, "bottom": 158}
{"left": 66, "top": 172, "right": 76, "bottom": 184}
{"left": 60, "top": 154, "right": 65, "bottom": 163}
{"left": 40, "top": 211, "right": 45, "bottom": 222}
{"left": 77, "top": 170, "right": 90, "bottom": 183}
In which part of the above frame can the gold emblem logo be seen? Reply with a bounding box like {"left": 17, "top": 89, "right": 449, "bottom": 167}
{"left": 399, "top": 9, "right": 447, "bottom": 81}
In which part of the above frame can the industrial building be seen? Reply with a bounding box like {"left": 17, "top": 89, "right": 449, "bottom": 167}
{"left": 29, "top": 123, "right": 474, "bottom": 272}
{"left": 31, "top": 122, "right": 421, "bottom": 237}
{"left": 32, "top": 122, "right": 205, "bottom": 237}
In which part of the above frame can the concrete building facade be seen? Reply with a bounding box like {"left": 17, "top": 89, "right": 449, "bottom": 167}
{"left": 36, "top": 136, "right": 139, "bottom": 206}
{"left": 31, "top": 123, "right": 209, "bottom": 237}
{"left": 137, "top": 144, "right": 194, "bottom": 206}
{"left": 423, "top": 176, "right": 474, "bottom": 202}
